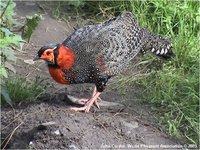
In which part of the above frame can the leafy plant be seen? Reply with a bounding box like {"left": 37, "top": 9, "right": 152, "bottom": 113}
{"left": 0, "top": 0, "right": 18, "bottom": 28}
{"left": 0, "top": 0, "right": 25, "bottom": 106}
{"left": 129, "top": 1, "right": 199, "bottom": 144}
{"left": 2, "top": 77, "right": 46, "bottom": 105}
{"left": 0, "top": 0, "right": 42, "bottom": 106}
{"left": 125, "top": 1, "right": 198, "bottom": 144}
{"left": 22, "top": 14, "right": 42, "bottom": 42}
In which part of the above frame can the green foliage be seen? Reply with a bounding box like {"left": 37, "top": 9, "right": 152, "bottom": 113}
{"left": 0, "top": 67, "right": 8, "bottom": 78}
{"left": 1, "top": 77, "right": 46, "bottom": 105}
{"left": 0, "top": 31, "right": 23, "bottom": 48}
{"left": 1, "top": 85, "right": 12, "bottom": 106}
{"left": 0, "top": 0, "right": 24, "bottom": 106}
{"left": 0, "top": 0, "right": 42, "bottom": 106}
{"left": 128, "top": 1, "right": 199, "bottom": 144}
{"left": 127, "top": 1, "right": 198, "bottom": 144}
{"left": 0, "top": 0, "right": 17, "bottom": 28}
{"left": 22, "top": 14, "right": 42, "bottom": 42}
{"left": 0, "top": 29, "right": 23, "bottom": 63}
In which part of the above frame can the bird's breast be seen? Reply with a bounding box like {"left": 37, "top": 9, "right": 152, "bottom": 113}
{"left": 48, "top": 67, "right": 69, "bottom": 84}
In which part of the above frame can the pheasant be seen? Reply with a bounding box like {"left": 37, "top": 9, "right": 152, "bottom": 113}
{"left": 33, "top": 12, "right": 173, "bottom": 112}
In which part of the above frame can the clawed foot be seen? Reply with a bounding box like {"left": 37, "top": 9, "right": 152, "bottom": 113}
{"left": 70, "top": 104, "right": 92, "bottom": 113}
{"left": 70, "top": 91, "right": 101, "bottom": 112}
{"left": 74, "top": 97, "right": 101, "bottom": 108}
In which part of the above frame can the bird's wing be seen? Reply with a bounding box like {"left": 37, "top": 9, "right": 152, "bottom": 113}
{"left": 63, "top": 12, "right": 147, "bottom": 76}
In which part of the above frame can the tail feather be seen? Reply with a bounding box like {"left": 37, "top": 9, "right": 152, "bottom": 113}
{"left": 141, "top": 28, "right": 174, "bottom": 59}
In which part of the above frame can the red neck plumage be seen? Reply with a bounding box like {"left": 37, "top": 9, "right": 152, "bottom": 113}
{"left": 56, "top": 44, "right": 75, "bottom": 70}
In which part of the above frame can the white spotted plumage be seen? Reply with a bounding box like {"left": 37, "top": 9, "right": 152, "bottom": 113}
{"left": 63, "top": 12, "right": 173, "bottom": 77}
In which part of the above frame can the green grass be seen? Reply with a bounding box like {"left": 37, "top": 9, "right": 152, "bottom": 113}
{"left": 130, "top": 1, "right": 199, "bottom": 144}
{"left": 1, "top": 77, "right": 46, "bottom": 106}
{"left": 129, "top": 1, "right": 199, "bottom": 144}
{"left": 53, "top": 0, "right": 199, "bottom": 144}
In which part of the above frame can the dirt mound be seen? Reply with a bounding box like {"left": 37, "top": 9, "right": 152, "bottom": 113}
{"left": 1, "top": 96, "right": 178, "bottom": 149}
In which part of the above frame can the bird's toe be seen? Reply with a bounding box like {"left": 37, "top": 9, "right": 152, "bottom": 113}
{"left": 70, "top": 106, "right": 89, "bottom": 112}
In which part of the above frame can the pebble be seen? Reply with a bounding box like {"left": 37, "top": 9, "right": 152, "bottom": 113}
{"left": 68, "top": 143, "right": 79, "bottom": 149}
{"left": 54, "top": 130, "right": 61, "bottom": 135}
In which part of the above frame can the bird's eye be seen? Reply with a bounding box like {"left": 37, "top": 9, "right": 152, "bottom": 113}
{"left": 46, "top": 51, "right": 51, "bottom": 55}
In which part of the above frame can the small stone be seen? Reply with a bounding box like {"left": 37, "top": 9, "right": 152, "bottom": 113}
{"left": 54, "top": 130, "right": 60, "bottom": 135}
{"left": 122, "top": 120, "right": 139, "bottom": 129}
{"left": 68, "top": 143, "right": 78, "bottom": 149}
{"left": 29, "top": 141, "right": 33, "bottom": 146}
{"left": 41, "top": 121, "right": 57, "bottom": 126}
{"left": 24, "top": 59, "right": 35, "bottom": 65}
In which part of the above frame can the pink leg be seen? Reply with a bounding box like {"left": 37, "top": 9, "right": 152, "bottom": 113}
{"left": 92, "top": 87, "right": 101, "bottom": 109}
{"left": 70, "top": 92, "right": 101, "bottom": 112}
{"left": 72, "top": 87, "right": 101, "bottom": 108}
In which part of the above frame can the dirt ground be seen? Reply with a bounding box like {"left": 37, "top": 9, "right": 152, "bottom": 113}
{"left": 1, "top": 2, "right": 183, "bottom": 149}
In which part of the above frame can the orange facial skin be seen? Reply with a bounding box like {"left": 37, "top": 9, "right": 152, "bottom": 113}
{"left": 40, "top": 48, "right": 55, "bottom": 63}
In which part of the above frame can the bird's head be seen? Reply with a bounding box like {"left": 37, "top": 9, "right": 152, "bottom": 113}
{"left": 33, "top": 44, "right": 59, "bottom": 65}
{"left": 34, "top": 43, "right": 75, "bottom": 69}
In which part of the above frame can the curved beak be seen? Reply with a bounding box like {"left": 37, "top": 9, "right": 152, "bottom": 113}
{"left": 33, "top": 54, "right": 40, "bottom": 61}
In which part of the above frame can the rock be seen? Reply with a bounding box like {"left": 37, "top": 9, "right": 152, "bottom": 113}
{"left": 121, "top": 120, "right": 139, "bottom": 129}
{"left": 53, "top": 130, "right": 60, "bottom": 135}
{"left": 67, "top": 142, "right": 79, "bottom": 149}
